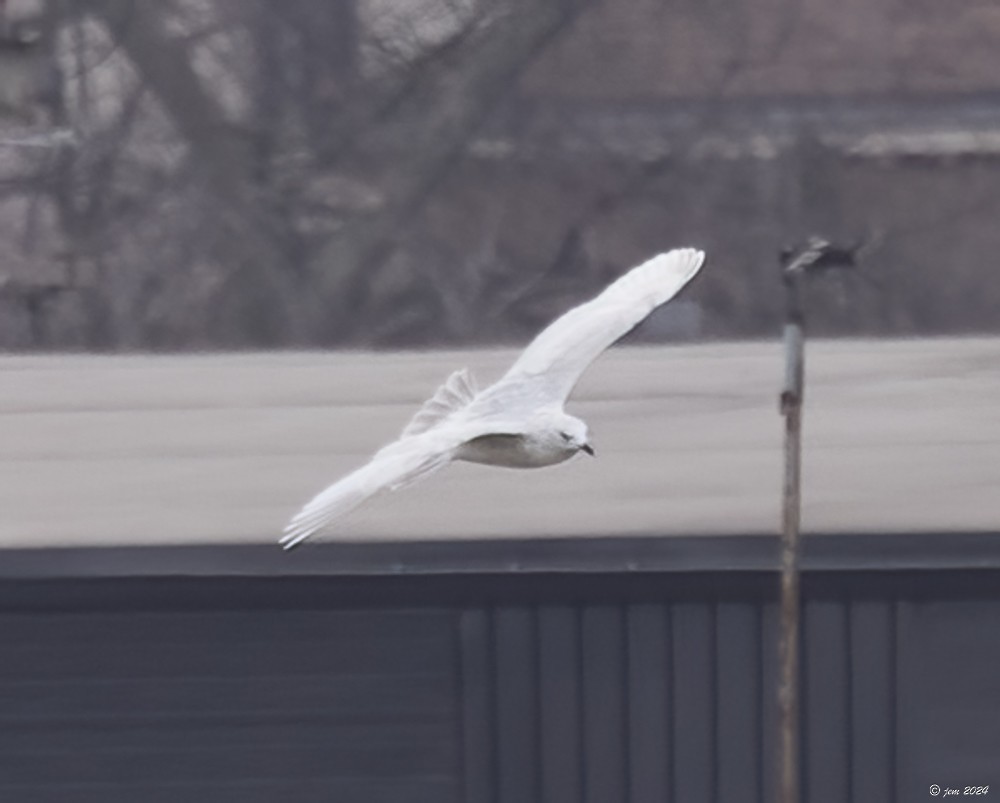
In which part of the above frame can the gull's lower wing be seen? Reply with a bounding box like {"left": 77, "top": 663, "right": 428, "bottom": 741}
{"left": 280, "top": 430, "right": 462, "bottom": 549}
{"left": 478, "top": 248, "right": 705, "bottom": 410}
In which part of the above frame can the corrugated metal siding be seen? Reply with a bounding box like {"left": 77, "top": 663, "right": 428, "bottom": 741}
{"left": 0, "top": 568, "right": 998, "bottom": 802}
{"left": 896, "top": 600, "right": 1000, "bottom": 800}
{"left": 0, "top": 609, "right": 461, "bottom": 803}
{"left": 458, "top": 594, "right": 999, "bottom": 803}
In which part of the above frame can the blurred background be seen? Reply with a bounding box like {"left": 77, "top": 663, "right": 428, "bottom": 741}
{"left": 2, "top": 0, "right": 999, "bottom": 352}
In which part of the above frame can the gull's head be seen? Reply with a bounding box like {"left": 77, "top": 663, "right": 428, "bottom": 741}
{"left": 553, "top": 413, "right": 594, "bottom": 458}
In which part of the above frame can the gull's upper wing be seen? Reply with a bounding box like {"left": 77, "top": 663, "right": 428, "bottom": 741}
{"left": 477, "top": 248, "right": 705, "bottom": 410}
{"left": 280, "top": 428, "right": 466, "bottom": 550}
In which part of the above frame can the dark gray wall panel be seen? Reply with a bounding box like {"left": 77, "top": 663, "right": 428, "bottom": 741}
{"left": 626, "top": 604, "right": 671, "bottom": 803}
{"left": 849, "top": 600, "right": 896, "bottom": 803}
{"left": 760, "top": 602, "right": 781, "bottom": 803}
{"left": 493, "top": 607, "right": 539, "bottom": 803}
{"left": 0, "top": 608, "right": 460, "bottom": 803}
{"left": 580, "top": 606, "right": 628, "bottom": 803}
{"left": 0, "top": 777, "right": 458, "bottom": 803}
{"left": 538, "top": 606, "right": 583, "bottom": 803}
{"left": 4, "top": 556, "right": 1000, "bottom": 803}
{"left": 803, "top": 600, "right": 850, "bottom": 803}
{"left": 716, "top": 602, "right": 762, "bottom": 803}
{"left": 458, "top": 609, "right": 495, "bottom": 803}
{"left": 897, "top": 600, "right": 1000, "bottom": 801}
{"left": 671, "top": 603, "right": 717, "bottom": 802}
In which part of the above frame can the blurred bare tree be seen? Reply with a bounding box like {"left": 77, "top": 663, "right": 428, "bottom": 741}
{"left": 1, "top": 0, "right": 1000, "bottom": 349}
{"left": 2, "top": 0, "right": 594, "bottom": 348}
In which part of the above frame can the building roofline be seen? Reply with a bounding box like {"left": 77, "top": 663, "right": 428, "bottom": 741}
{"left": 3, "top": 531, "right": 999, "bottom": 581}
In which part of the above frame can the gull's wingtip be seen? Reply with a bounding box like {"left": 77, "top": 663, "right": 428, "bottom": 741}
{"left": 279, "top": 523, "right": 310, "bottom": 550}
{"left": 279, "top": 532, "right": 308, "bottom": 551}
{"left": 665, "top": 246, "right": 706, "bottom": 269}
{"left": 644, "top": 247, "right": 705, "bottom": 270}
{"left": 689, "top": 248, "right": 706, "bottom": 275}
{"left": 637, "top": 247, "right": 706, "bottom": 288}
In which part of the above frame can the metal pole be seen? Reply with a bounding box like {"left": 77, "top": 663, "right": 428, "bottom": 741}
{"left": 775, "top": 237, "right": 858, "bottom": 803}
{"left": 778, "top": 270, "right": 805, "bottom": 803}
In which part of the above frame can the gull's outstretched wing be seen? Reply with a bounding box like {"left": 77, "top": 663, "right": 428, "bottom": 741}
{"left": 280, "top": 429, "right": 461, "bottom": 550}
{"left": 478, "top": 248, "right": 704, "bottom": 410}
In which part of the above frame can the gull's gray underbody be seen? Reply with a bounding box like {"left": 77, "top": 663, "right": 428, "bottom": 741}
{"left": 457, "top": 432, "right": 577, "bottom": 469}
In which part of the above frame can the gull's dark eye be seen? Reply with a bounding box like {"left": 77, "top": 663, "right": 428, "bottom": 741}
{"left": 560, "top": 432, "right": 572, "bottom": 442}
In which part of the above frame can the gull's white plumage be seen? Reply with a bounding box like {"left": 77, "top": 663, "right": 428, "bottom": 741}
{"left": 281, "top": 248, "right": 705, "bottom": 549}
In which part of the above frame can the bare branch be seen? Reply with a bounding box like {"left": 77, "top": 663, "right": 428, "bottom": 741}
{"left": 307, "top": 0, "right": 594, "bottom": 340}
{"left": 80, "top": 0, "right": 300, "bottom": 342}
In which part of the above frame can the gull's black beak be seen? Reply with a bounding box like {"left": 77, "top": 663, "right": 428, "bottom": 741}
{"left": 581, "top": 443, "right": 595, "bottom": 457}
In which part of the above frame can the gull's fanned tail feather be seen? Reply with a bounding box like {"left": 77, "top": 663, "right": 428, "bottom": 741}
{"left": 401, "top": 368, "right": 478, "bottom": 438}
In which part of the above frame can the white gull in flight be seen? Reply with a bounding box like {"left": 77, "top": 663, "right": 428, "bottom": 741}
{"left": 281, "top": 248, "right": 705, "bottom": 549}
